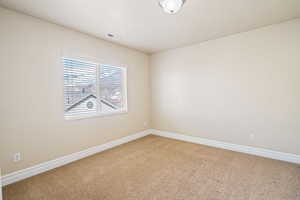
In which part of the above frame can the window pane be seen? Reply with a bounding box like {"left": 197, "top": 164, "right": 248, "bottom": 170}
{"left": 63, "top": 58, "right": 98, "bottom": 118}
{"left": 99, "top": 65, "right": 124, "bottom": 112}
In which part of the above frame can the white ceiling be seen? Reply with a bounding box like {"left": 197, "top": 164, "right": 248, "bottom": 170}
{"left": 1, "top": 0, "right": 300, "bottom": 53}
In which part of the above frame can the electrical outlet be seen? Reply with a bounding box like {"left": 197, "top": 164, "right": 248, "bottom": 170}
{"left": 13, "top": 152, "right": 21, "bottom": 162}
{"left": 250, "top": 134, "right": 255, "bottom": 140}
{"left": 143, "top": 122, "right": 148, "bottom": 127}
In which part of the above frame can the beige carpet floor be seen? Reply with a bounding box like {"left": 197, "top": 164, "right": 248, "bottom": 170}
{"left": 3, "top": 135, "right": 300, "bottom": 200}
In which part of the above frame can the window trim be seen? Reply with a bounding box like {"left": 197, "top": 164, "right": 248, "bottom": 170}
{"left": 62, "top": 57, "right": 128, "bottom": 120}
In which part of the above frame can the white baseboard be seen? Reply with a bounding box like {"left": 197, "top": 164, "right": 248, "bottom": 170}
{"left": 151, "top": 129, "right": 300, "bottom": 165}
{"left": 3, "top": 129, "right": 299, "bottom": 186}
{"left": 2, "top": 130, "right": 152, "bottom": 186}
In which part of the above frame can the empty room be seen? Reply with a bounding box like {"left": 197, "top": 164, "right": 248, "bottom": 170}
{"left": 0, "top": 0, "right": 300, "bottom": 199}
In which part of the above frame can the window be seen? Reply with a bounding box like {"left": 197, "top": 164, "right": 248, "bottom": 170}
{"left": 63, "top": 58, "right": 127, "bottom": 120}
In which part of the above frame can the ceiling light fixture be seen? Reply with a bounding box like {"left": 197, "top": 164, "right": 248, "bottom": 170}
{"left": 159, "top": 0, "right": 186, "bottom": 14}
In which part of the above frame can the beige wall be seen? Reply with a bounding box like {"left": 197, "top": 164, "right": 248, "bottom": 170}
{"left": 0, "top": 7, "right": 151, "bottom": 175}
{"left": 151, "top": 19, "right": 300, "bottom": 155}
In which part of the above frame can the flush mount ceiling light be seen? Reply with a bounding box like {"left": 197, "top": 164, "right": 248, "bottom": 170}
{"left": 159, "top": 0, "right": 186, "bottom": 14}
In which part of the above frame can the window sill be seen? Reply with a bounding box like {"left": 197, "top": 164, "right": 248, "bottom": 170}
{"left": 64, "top": 109, "right": 128, "bottom": 121}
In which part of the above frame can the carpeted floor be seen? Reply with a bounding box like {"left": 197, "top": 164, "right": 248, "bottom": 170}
{"left": 3, "top": 135, "right": 300, "bottom": 200}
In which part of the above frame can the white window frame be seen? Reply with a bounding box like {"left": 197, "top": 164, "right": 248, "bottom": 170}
{"left": 63, "top": 57, "right": 128, "bottom": 120}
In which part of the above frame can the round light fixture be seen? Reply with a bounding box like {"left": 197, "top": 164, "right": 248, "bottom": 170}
{"left": 159, "top": 0, "right": 186, "bottom": 14}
